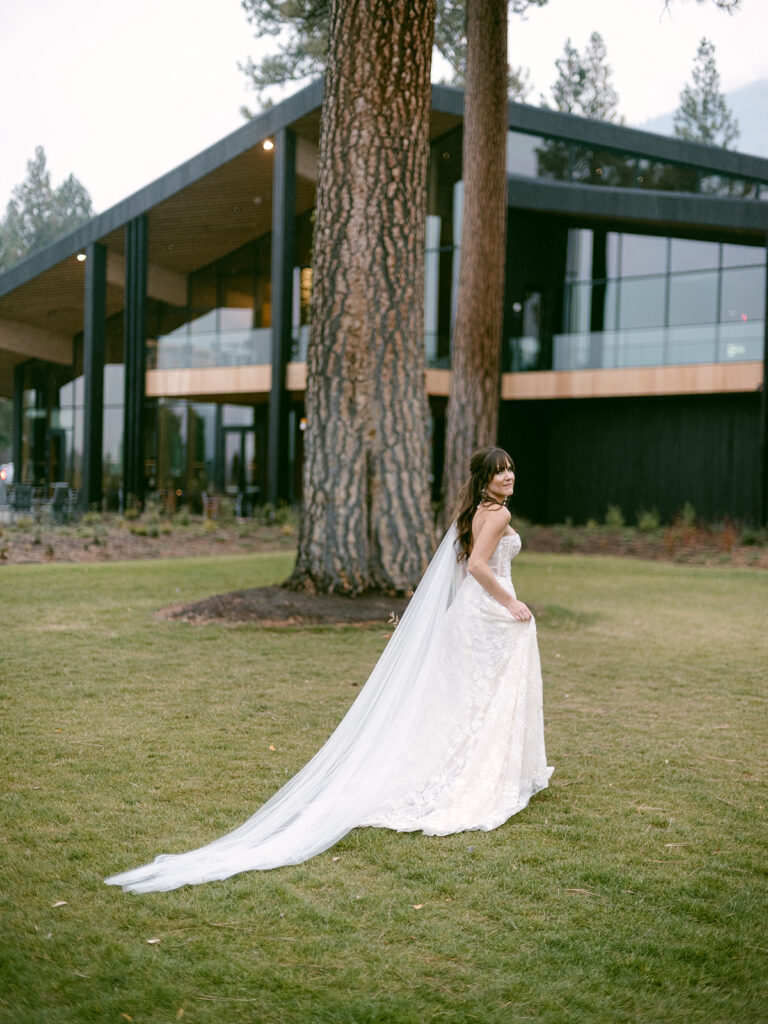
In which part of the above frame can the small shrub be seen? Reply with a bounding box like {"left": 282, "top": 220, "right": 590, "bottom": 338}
{"left": 130, "top": 524, "right": 148, "bottom": 537}
{"left": 216, "top": 498, "right": 236, "bottom": 523}
{"left": 585, "top": 518, "right": 599, "bottom": 530}
{"left": 604, "top": 504, "right": 625, "bottom": 529}
{"left": 636, "top": 508, "right": 660, "bottom": 532}
{"left": 160, "top": 524, "right": 172, "bottom": 536}
{"left": 680, "top": 501, "right": 696, "bottom": 528}
{"left": 81, "top": 511, "right": 102, "bottom": 526}
{"left": 740, "top": 525, "right": 767, "bottom": 547}
{"left": 713, "top": 519, "right": 736, "bottom": 553}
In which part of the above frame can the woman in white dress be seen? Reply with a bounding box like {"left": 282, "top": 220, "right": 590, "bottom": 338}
{"left": 106, "top": 447, "right": 553, "bottom": 893}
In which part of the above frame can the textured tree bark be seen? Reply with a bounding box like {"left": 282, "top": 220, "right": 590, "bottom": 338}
{"left": 441, "top": 0, "right": 508, "bottom": 519}
{"left": 290, "top": 0, "right": 437, "bottom": 595}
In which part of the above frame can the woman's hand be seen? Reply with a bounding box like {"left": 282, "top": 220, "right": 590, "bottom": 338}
{"left": 506, "top": 598, "right": 532, "bottom": 622}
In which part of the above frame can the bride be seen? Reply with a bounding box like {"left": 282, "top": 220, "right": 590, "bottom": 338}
{"left": 106, "top": 447, "right": 553, "bottom": 892}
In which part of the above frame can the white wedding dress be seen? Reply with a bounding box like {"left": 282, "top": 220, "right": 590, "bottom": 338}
{"left": 106, "top": 527, "right": 553, "bottom": 893}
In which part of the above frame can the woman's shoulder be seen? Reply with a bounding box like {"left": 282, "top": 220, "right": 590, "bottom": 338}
{"left": 477, "top": 503, "right": 511, "bottom": 526}
{"left": 472, "top": 503, "right": 511, "bottom": 538}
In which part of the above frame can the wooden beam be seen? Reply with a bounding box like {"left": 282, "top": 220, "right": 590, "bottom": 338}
{"left": 146, "top": 364, "right": 272, "bottom": 398}
{"left": 0, "top": 317, "right": 71, "bottom": 364}
{"left": 500, "top": 362, "right": 763, "bottom": 400}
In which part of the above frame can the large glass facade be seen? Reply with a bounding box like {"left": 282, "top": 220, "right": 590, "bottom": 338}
{"left": 547, "top": 230, "right": 766, "bottom": 371}
{"left": 151, "top": 210, "right": 314, "bottom": 372}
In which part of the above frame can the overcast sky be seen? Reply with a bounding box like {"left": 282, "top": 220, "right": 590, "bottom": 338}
{"left": 0, "top": 0, "right": 766, "bottom": 214}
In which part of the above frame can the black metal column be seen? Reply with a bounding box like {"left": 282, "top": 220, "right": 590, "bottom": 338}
{"left": 124, "top": 216, "right": 148, "bottom": 506}
{"left": 760, "top": 232, "right": 768, "bottom": 526}
{"left": 80, "top": 242, "right": 106, "bottom": 510}
{"left": 267, "top": 128, "right": 296, "bottom": 505}
{"left": 12, "top": 363, "right": 24, "bottom": 479}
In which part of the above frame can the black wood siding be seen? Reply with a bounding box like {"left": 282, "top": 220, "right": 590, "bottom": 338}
{"left": 500, "top": 392, "right": 761, "bottom": 525}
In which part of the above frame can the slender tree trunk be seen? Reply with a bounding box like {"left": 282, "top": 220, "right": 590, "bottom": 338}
{"left": 290, "top": 0, "right": 437, "bottom": 595}
{"left": 441, "top": 0, "right": 508, "bottom": 519}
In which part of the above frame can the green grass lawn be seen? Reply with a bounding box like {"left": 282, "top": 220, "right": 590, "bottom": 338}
{"left": 1, "top": 551, "right": 766, "bottom": 1024}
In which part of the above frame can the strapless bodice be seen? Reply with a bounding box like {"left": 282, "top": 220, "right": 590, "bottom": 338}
{"left": 488, "top": 532, "right": 521, "bottom": 580}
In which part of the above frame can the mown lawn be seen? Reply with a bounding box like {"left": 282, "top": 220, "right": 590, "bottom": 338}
{"left": 1, "top": 551, "right": 766, "bottom": 1024}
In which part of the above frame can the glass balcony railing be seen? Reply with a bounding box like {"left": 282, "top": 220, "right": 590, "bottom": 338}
{"left": 507, "top": 320, "right": 764, "bottom": 373}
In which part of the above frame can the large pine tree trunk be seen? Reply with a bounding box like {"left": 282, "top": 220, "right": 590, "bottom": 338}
{"left": 290, "top": 0, "right": 437, "bottom": 595}
{"left": 441, "top": 0, "right": 508, "bottom": 519}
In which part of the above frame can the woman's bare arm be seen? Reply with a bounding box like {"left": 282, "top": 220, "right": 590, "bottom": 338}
{"left": 467, "top": 506, "right": 531, "bottom": 621}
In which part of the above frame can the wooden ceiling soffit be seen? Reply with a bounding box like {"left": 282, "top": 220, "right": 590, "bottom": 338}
{"left": 0, "top": 318, "right": 72, "bottom": 364}
{"left": 106, "top": 252, "right": 187, "bottom": 306}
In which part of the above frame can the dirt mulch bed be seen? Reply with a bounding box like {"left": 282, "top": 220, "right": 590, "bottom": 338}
{"left": 0, "top": 522, "right": 297, "bottom": 565}
{"left": 158, "top": 585, "right": 409, "bottom": 628}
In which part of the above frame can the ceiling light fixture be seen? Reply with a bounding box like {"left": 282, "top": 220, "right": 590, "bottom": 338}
{"left": 76, "top": 252, "right": 86, "bottom": 262}
{"left": 263, "top": 139, "right": 274, "bottom": 151}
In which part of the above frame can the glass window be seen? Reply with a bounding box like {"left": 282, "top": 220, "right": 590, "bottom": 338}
{"left": 571, "top": 149, "right": 635, "bottom": 188}
{"left": 564, "top": 282, "right": 591, "bottom": 334}
{"left": 222, "top": 405, "right": 254, "bottom": 427}
{"left": 700, "top": 175, "right": 757, "bottom": 198}
{"left": 535, "top": 139, "right": 571, "bottom": 182}
{"left": 636, "top": 161, "right": 699, "bottom": 193}
{"left": 102, "top": 406, "right": 124, "bottom": 492}
{"left": 566, "top": 229, "right": 592, "bottom": 282}
{"left": 618, "top": 276, "right": 666, "bottom": 330}
{"left": 721, "top": 243, "right": 765, "bottom": 268}
{"left": 670, "top": 238, "right": 719, "bottom": 273}
{"left": 720, "top": 266, "right": 765, "bottom": 323}
{"left": 219, "top": 307, "right": 253, "bottom": 331}
{"left": 189, "top": 267, "right": 216, "bottom": 309}
{"left": 104, "top": 364, "right": 124, "bottom": 405}
{"left": 59, "top": 380, "right": 74, "bottom": 407}
{"left": 668, "top": 271, "right": 719, "bottom": 326}
{"left": 506, "top": 132, "right": 546, "bottom": 178}
{"left": 221, "top": 272, "right": 254, "bottom": 313}
{"left": 620, "top": 234, "right": 668, "bottom": 278}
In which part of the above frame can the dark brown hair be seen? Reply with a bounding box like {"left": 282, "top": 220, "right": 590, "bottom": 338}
{"left": 454, "top": 446, "right": 515, "bottom": 561}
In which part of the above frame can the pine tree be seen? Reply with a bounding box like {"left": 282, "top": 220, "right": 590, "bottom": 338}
{"left": 546, "top": 31, "right": 619, "bottom": 122}
{"left": 0, "top": 147, "right": 94, "bottom": 271}
{"left": 239, "top": 0, "right": 539, "bottom": 112}
{"left": 673, "top": 37, "right": 739, "bottom": 148}
{"left": 288, "top": 0, "right": 437, "bottom": 594}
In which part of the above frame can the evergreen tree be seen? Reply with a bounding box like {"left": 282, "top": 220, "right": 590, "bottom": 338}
{"left": 673, "top": 37, "right": 739, "bottom": 148}
{"left": 0, "top": 147, "right": 94, "bottom": 272}
{"left": 239, "top": 0, "right": 539, "bottom": 112}
{"left": 546, "top": 31, "right": 619, "bottom": 121}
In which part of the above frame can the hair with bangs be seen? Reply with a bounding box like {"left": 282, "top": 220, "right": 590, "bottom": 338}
{"left": 453, "top": 446, "right": 515, "bottom": 561}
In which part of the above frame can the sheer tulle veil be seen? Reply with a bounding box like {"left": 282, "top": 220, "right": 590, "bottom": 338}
{"left": 105, "top": 524, "right": 466, "bottom": 893}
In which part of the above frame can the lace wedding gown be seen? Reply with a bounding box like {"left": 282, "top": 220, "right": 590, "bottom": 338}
{"left": 106, "top": 528, "right": 553, "bottom": 893}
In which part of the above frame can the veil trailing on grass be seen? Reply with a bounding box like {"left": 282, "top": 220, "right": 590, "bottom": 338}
{"left": 106, "top": 525, "right": 466, "bottom": 893}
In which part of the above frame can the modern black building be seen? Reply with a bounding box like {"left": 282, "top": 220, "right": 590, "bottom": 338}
{"left": 1, "top": 80, "right": 766, "bottom": 523}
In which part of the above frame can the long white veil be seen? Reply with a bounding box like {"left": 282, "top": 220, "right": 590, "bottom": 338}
{"left": 106, "top": 524, "right": 464, "bottom": 892}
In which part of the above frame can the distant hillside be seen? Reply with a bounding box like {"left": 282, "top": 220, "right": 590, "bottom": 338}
{"left": 637, "top": 78, "right": 768, "bottom": 158}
